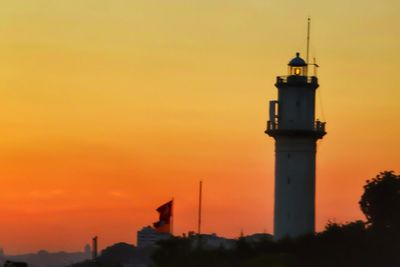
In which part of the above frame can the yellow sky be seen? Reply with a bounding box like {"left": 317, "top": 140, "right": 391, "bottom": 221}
{"left": 0, "top": 0, "right": 399, "bottom": 254}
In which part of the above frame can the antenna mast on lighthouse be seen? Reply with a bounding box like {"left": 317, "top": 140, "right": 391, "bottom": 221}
{"left": 306, "top": 17, "right": 311, "bottom": 65}
{"left": 306, "top": 18, "right": 319, "bottom": 76}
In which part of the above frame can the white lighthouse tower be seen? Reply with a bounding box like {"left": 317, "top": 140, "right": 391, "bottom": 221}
{"left": 265, "top": 52, "right": 326, "bottom": 239}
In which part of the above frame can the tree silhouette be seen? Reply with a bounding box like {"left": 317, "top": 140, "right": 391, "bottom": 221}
{"left": 359, "top": 171, "right": 400, "bottom": 232}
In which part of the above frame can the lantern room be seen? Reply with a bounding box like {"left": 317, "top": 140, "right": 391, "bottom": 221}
{"left": 288, "top": 52, "right": 307, "bottom": 76}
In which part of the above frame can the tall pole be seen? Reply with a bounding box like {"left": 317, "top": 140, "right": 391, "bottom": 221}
{"left": 171, "top": 197, "right": 174, "bottom": 235}
{"left": 92, "top": 236, "right": 98, "bottom": 261}
{"left": 197, "top": 180, "right": 203, "bottom": 235}
{"left": 306, "top": 17, "right": 311, "bottom": 65}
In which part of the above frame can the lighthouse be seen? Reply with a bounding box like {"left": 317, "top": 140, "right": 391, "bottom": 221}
{"left": 265, "top": 52, "right": 326, "bottom": 239}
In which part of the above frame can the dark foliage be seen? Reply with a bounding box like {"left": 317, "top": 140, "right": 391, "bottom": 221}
{"left": 69, "top": 242, "right": 154, "bottom": 267}
{"left": 3, "top": 261, "right": 28, "bottom": 267}
{"left": 68, "top": 170, "right": 400, "bottom": 267}
{"left": 151, "top": 222, "right": 400, "bottom": 267}
{"left": 97, "top": 243, "right": 135, "bottom": 265}
{"left": 359, "top": 171, "right": 400, "bottom": 232}
{"left": 151, "top": 170, "right": 400, "bottom": 267}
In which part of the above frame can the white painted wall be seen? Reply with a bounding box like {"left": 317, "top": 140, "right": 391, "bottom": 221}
{"left": 277, "top": 83, "right": 316, "bottom": 130}
{"left": 274, "top": 137, "right": 316, "bottom": 239}
{"left": 270, "top": 76, "right": 321, "bottom": 239}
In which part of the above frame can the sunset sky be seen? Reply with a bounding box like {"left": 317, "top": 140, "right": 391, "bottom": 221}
{"left": 0, "top": 0, "right": 399, "bottom": 254}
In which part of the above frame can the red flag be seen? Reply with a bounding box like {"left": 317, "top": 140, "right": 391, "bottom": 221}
{"left": 153, "top": 200, "right": 173, "bottom": 233}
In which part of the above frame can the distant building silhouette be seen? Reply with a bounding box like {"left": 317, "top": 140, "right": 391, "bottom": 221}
{"left": 83, "top": 244, "right": 91, "bottom": 257}
{"left": 92, "top": 237, "right": 98, "bottom": 260}
{"left": 188, "top": 232, "right": 235, "bottom": 250}
{"left": 0, "top": 248, "right": 5, "bottom": 261}
{"left": 137, "top": 226, "right": 171, "bottom": 247}
{"left": 243, "top": 233, "right": 273, "bottom": 243}
{"left": 3, "top": 249, "right": 90, "bottom": 267}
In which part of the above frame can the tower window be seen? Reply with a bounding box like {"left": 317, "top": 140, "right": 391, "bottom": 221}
{"left": 288, "top": 153, "right": 291, "bottom": 159}
{"left": 287, "top": 176, "right": 291, "bottom": 184}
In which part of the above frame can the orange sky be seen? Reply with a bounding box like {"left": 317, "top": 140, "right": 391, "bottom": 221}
{"left": 0, "top": 0, "right": 400, "bottom": 254}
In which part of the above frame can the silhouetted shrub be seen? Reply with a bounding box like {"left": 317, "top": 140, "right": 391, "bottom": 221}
{"left": 360, "top": 171, "right": 400, "bottom": 233}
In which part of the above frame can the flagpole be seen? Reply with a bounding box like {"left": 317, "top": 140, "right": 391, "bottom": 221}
{"left": 197, "top": 180, "right": 203, "bottom": 249}
{"left": 306, "top": 17, "right": 311, "bottom": 65}
{"left": 171, "top": 197, "right": 174, "bottom": 235}
{"left": 198, "top": 180, "right": 202, "bottom": 235}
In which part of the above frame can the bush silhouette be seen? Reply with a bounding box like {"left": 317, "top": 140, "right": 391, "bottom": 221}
{"left": 359, "top": 171, "right": 400, "bottom": 232}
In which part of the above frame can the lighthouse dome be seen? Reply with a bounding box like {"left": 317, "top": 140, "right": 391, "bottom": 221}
{"left": 288, "top": 52, "right": 307, "bottom": 66}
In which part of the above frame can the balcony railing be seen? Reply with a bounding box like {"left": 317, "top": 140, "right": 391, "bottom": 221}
{"left": 266, "top": 120, "right": 326, "bottom": 133}
{"left": 315, "top": 120, "right": 326, "bottom": 132}
{"left": 276, "top": 76, "right": 317, "bottom": 84}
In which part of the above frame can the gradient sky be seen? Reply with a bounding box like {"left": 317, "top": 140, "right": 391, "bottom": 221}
{"left": 0, "top": 0, "right": 399, "bottom": 254}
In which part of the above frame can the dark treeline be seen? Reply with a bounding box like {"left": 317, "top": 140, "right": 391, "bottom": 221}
{"left": 153, "top": 220, "right": 400, "bottom": 267}
{"left": 152, "top": 171, "right": 400, "bottom": 267}
{"left": 69, "top": 171, "right": 400, "bottom": 267}
{"left": 69, "top": 243, "right": 154, "bottom": 267}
